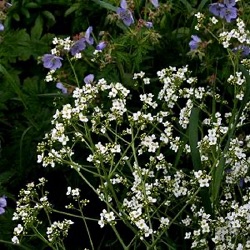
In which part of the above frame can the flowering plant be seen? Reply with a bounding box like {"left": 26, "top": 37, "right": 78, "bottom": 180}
{"left": 10, "top": 0, "right": 250, "bottom": 249}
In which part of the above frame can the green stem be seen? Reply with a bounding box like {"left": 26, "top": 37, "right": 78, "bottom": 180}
{"left": 32, "top": 227, "right": 57, "bottom": 250}
{"left": 78, "top": 200, "right": 95, "bottom": 250}
{"left": 150, "top": 187, "right": 201, "bottom": 249}
{"left": 111, "top": 225, "right": 128, "bottom": 250}
{"left": 67, "top": 54, "right": 80, "bottom": 87}
{"left": 0, "top": 240, "right": 31, "bottom": 250}
{"left": 52, "top": 208, "right": 98, "bottom": 221}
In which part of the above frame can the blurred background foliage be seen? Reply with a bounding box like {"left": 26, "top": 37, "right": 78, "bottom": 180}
{"left": 0, "top": 0, "right": 211, "bottom": 248}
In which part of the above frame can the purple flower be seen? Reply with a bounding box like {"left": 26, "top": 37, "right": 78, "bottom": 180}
{"left": 117, "top": 0, "right": 134, "bottom": 27}
{"left": 42, "top": 54, "right": 63, "bottom": 70}
{"left": 96, "top": 41, "right": 107, "bottom": 51}
{"left": 220, "top": 6, "right": 237, "bottom": 22}
{"left": 0, "top": 23, "right": 4, "bottom": 32}
{"left": 209, "top": 3, "right": 225, "bottom": 17}
{"left": 70, "top": 38, "right": 86, "bottom": 56}
{"left": 224, "top": 0, "right": 236, "bottom": 7}
{"left": 56, "top": 82, "right": 68, "bottom": 94}
{"left": 0, "top": 196, "right": 7, "bottom": 215}
{"left": 145, "top": 21, "right": 153, "bottom": 28}
{"left": 84, "top": 26, "right": 94, "bottom": 45}
{"left": 84, "top": 74, "right": 94, "bottom": 84}
{"left": 150, "top": 0, "right": 159, "bottom": 8}
{"left": 232, "top": 45, "right": 250, "bottom": 57}
{"left": 189, "top": 35, "right": 201, "bottom": 50}
{"left": 209, "top": 1, "right": 237, "bottom": 23}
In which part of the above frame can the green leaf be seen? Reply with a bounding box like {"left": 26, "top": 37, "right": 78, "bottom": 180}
{"left": 21, "top": 7, "right": 31, "bottom": 19}
{"left": 91, "top": 0, "right": 117, "bottom": 12}
{"left": 179, "top": 0, "right": 194, "bottom": 14}
{"left": 172, "top": 27, "right": 190, "bottom": 39}
{"left": 13, "top": 13, "right": 20, "bottom": 21}
{"left": 31, "top": 15, "right": 44, "bottom": 39}
{"left": 197, "top": 0, "right": 210, "bottom": 12}
{"left": 189, "top": 108, "right": 213, "bottom": 215}
{"left": 64, "top": 3, "right": 80, "bottom": 17}
{"left": 0, "top": 170, "right": 15, "bottom": 185}
{"left": 212, "top": 155, "right": 225, "bottom": 205}
{"left": 24, "top": 2, "right": 40, "bottom": 8}
{"left": 0, "top": 65, "right": 28, "bottom": 110}
{"left": 188, "top": 107, "right": 201, "bottom": 171}
{"left": 42, "top": 10, "right": 56, "bottom": 26}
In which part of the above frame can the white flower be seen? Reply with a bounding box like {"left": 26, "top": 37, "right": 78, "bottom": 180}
{"left": 12, "top": 236, "right": 19, "bottom": 244}
{"left": 14, "top": 224, "right": 23, "bottom": 235}
{"left": 66, "top": 186, "right": 72, "bottom": 195}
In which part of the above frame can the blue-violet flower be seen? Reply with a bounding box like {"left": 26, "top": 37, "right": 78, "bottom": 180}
{"left": 117, "top": 0, "right": 134, "bottom": 27}
{"left": 84, "top": 26, "right": 94, "bottom": 45}
{"left": 209, "top": 0, "right": 237, "bottom": 23}
{"left": 42, "top": 54, "right": 63, "bottom": 70}
{"left": 220, "top": 5, "right": 237, "bottom": 23}
{"left": 84, "top": 74, "right": 94, "bottom": 84}
{"left": 56, "top": 82, "right": 68, "bottom": 94}
{"left": 209, "top": 3, "right": 225, "bottom": 17}
{"left": 189, "top": 35, "right": 202, "bottom": 50}
{"left": 145, "top": 21, "right": 153, "bottom": 28}
{"left": 0, "top": 23, "right": 4, "bottom": 32}
{"left": 96, "top": 41, "right": 107, "bottom": 51}
{"left": 70, "top": 38, "right": 86, "bottom": 56}
{"left": 150, "top": 0, "right": 159, "bottom": 8}
{"left": 232, "top": 45, "right": 250, "bottom": 57}
{"left": 0, "top": 196, "right": 7, "bottom": 215}
{"left": 224, "top": 0, "right": 236, "bottom": 7}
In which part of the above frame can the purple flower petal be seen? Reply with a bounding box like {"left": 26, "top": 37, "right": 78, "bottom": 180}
{"left": 0, "top": 197, "right": 7, "bottom": 208}
{"left": 117, "top": 7, "right": 134, "bottom": 26}
{"left": 84, "top": 74, "right": 94, "bottom": 84}
{"left": 209, "top": 3, "right": 225, "bottom": 17}
{"left": 220, "top": 6, "right": 237, "bottom": 22}
{"left": 70, "top": 38, "right": 86, "bottom": 56}
{"left": 120, "top": 0, "right": 128, "bottom": 9}
{"left": 189, "top": 35, "right": 201, "bottom": 51}
{"left": 0, "top": 207, "right": 5, "bottom": 215}
{"left": 0, "top": 23, "right": 4, "bottom": 32}
{"left": 224, "top": 0, "right": 236, "bottom": 7}
{"left": 150, "top": 0, "right": 159, "bottom": 8}
{"left": 42, "top": 54, "right": 63, "bottom": 70}
{"left": 145, "top": 21, "right": 153, "bottom": 28}
{"left": 96, "top": 41, "right": 107, "bottom": 51}
{"left": 56, "top": 82, "right": 68, "bottom": 94}
{"left": 232, "top": 45, "right": 250, "bottom": 57}
{"left": 85, "top": 26, "right": 94, "bottom": 45}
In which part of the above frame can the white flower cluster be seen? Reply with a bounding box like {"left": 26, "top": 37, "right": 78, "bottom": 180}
{"left": 194, "top": 12, "right": 205, "bottom": 31}
{"left": 98, "top": 209, "right": 116, "bottom": 228}
{"left": 219, "top": 18, "right": 250, "bottom": 48}
{"left": 193, "top": 170, "right": 211, "bottom": 188}
{"left": 46, "top": 219, "right": 74, "bottom": 242}
{"left": 12, "top": 178, "right": 51, "bottom": 244}
{"left": 227, "top": 72, "right": 246, "bottom": 100}
{"left": 66, "top": 186, "right": 80, "bottom": 197}
{"left": 36, "top": 62, "right": 250, "bottom": 248}
{"left": 52, "top": 36, "right": 72, "bottom": 52}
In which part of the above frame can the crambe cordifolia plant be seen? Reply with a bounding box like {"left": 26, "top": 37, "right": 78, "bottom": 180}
{"left": 10, "top": 0, "right": 250, "bottom": 249}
